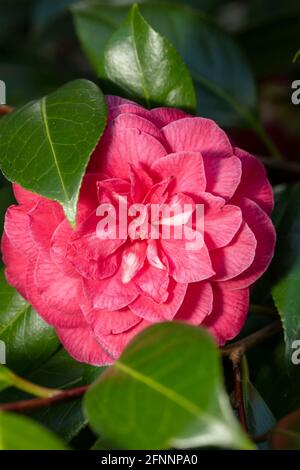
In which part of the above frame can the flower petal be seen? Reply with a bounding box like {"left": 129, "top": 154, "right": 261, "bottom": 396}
{"left": 203, "top": 284, "right": 249, "bottom": 345}
{"left": 151, "top": 152, "right": 206, "bottom": 196}
{"left": 162, "top": 117, "right": 233, "bottom": 158}
{"left": 81, "top": 304, "right": 141, "bottom": 336}
{"left": 204, "top": 205, "right": 242, "bottom": 249}
{"left": 210, "top": 222, "right": 257, "bottom": 281}
{"left": 203, "top": 154, "right": 242, "bottom": 200}
{"left": 221, "top": 197, "right": 276, "bottom": 289}
{"left": 129, "top": 279, "right": 187, "bottom": 322}
{"left": 4, "top": 206, "right": 37, "bottom": 258}
{"left": 56, "top": 325, "right": 114, "bottom": 366}
{"left": 83, "top": 265, "right": 139, "bottom": 310}
{"left": 233, "top": 147, "right": 274, "bottom": 214}
{"left": 161, "top": 239, "right": 214, "bottom": 283}
{"left": 176, "top": 282, "right": 213, "bottom": 325}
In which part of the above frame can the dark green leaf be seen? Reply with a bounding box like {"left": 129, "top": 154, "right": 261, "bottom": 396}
{"left": 241, "top": 356, "right": 276, "bottom": 448}
{"left": 0, "top": 268, "right": 59, "bottom": 374}
{"left": 0, "top": 412, "right": 67, "bottom": 450}
{"left": 271, "top": 184, "right": 300, "bottom": 356}
{"left": 85, "top": 322, "right": 252, "bottom": 450}
{"left": 72, "top": 2, "right": 257, "bottom": 127}
{"left": 237, "top": 1, "right": 300, "bottom": 77}
{"left": 269, "top": 409, "right": 300, "bottom": 450}
{"left": 0, "top": 79, "right": 107, "bottom": 225}
{"left": 102, "top": 4, "right": 196, "bottom": 111}
{"left": 27, "top": 349, "right": 104, "bottom": 442}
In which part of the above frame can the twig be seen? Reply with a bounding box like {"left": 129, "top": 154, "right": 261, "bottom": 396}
{"left": 0, "top": 385, "right": 89, "bottom": 413}
{"left": 230, "top": 351, "right": 247, "bottom": 431}
{"left": 0, "top": 320, "right": 282, "bottom": 414}
{"left": 0, "top": 105, "right": 13, "bottom": 116}
{"left": 222, "top": 319, "right": 282, "bottom": 357}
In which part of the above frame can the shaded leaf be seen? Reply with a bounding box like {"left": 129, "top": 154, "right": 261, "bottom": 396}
{"left": 85, "top": 322, "right": 252, "bottom": 450}
{"left": 0, "top": 269, "right": 59, "bottom": 374}
{"left": 0, "top": 412, "right": 67, "bottom": 450}
{"left": 269, "top": 409, "right": 300, "bottom": 450}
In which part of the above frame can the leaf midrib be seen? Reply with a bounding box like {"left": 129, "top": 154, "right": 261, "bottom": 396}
{"left": 40, "top": 97, "right": 70, "bottom": 203}
{"left": 115, "top": 360, "right": 217, "bottom": 424}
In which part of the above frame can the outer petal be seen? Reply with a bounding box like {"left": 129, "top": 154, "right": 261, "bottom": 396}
{"left": 26, "top": 259, "right": 85, "bottom": 328}
{"left": 151, "top": 152, "right": 206, "bottom": 196}
{"left": 29, "top": 200, "right": 64, "bottom": 252}
{"left": 203, "top": 154, "right": 242, "bottom": 200}
{"left": 176, "top": 282, "right": 213, "bottom": 325}
{"left": 81, "top": 304, "right": 141, "bottom": 336}
{"left": 57, "top": 325, "right": 114, "bottom": 366}
{"left": 1, "top": 234, "right": 30, "bottom": 298}
{"left": 233, "top": 147, "right": 274, "bottom": 214}
{"left": 13, "top": 184, "right": 41, "bottom": 208}
{"left": 129, "top": 279, "right": 187, "bottom": 322}
{"left": 34, "top": 252, "right": 84, "bottom": 318}
{"left": 113, "top": 113, "right": 164, "bottom": 143}
{"left": 203, "top": 284, "right": 249, "bottom": 345}
{"left": 221, "top": 197, "right": 276, "bottom": 290}
{"left": 93, "top": 319, "right": 151, "bottom": 359}
{"left": 162, "top": 117, "right": 233, "bottom": 158}
{"left": 210, "top": 222, "right": 257, "bottom": 281}
{"left": 149, "top": 107, "right": 187, "bottom": 128}
{"left": 4, "top": 206, "right": 37, "bottom": 258}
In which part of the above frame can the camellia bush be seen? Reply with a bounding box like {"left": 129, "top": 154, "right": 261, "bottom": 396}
{"left": 0, "top": 0, "right": 300, "bottom": 451}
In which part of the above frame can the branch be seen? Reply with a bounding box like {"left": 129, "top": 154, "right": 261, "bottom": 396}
{"left": 230, "top": 351, "right": 247, "bottom": 431}
{"left": 0, "top": 105, "right": 13, "bottom": 116}
{"left": 222, "top": 319, "right": 282, "bottom": 357}
{"left": 0, "top": 385, "right": 89, "bottom": 413}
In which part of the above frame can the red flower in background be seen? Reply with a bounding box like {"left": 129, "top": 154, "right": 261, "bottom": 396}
{"left": 1, "top": 96, "right": 276, "bottom": 365}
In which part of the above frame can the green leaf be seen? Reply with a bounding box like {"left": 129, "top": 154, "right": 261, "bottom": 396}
{"left": 84, "top": 322, "right": 253, "bottom": 450}
{"left": 101, "top": 4, "right": 196, "bottom": 111}
{"left": 72, "top": 2, "right": 256, "bottom": 127}
{"left": 0, "top": 268, "right": 59, "bottom": 373}
{"left": 269, "top": 409, "right": 300, "bottom": 450}
{"left": 237, "top": 0, "right": 300, "bottom": 77}
{"left": 241, "top": 356, "right": 276, "bottom": 448}
{"left": 27, "top": 349, "right": 104, "bottom": 442}
{"left": 271, "top": 184, "right": 300, "bottom": 356}
{"left": 0, "top": 412, "right": 67, "bottom": 450}
{"left": 0, "top": 79, "right": 107, "bottom": 225}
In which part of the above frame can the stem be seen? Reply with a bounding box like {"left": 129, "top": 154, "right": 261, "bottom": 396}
{"left": 222, "top": 319, "right": 282, "bottom": 357}
{"left": 5, "top": 368, "right": 60, "bottom": 398}
{"left": 0, "top": 105, "right": 13, "bottom": 116}
{"left": 249, "top": 304, "right": 278, "bottom": 317}
{"left": 230, "top": 351, "right": 247, "bottom": 432}
{"left": 0, "top": 385, "right": 89, "bottom": 413}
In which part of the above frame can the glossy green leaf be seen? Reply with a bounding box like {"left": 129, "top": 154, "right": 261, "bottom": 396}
{"left": 102, "top": 4, "right": 196, "bottom": 111}
{"left": 0, "top": 269, "right": 59, "bottom": 373}
{"left": 0, "top": 412, "right": 67, "bottom": 450}
{"left": 85, "top": 322, "right": 253, "bottom": 450}
{"left": 27, "top": 349, "right": 104, "bottom": 442}
{"left": 0, "top": 79, "right": 107, "bottom": 225}
{"left": 241, "top": 356, "right": 276, "bottom": 448}
{"left": 271, "top": 184, "right": 300, "bottom": 357}
{"left": 72, "top": 2, "right": 257, "bottom": 128}
{"left": 269, "top": 409, "right": 300, "bottom": 450}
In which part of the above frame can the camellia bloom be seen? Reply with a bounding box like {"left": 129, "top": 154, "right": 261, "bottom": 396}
{"left": 2, "top": 96, "right": 276, "bottom": 365}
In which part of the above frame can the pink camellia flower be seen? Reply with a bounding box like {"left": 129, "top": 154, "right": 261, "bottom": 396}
{"left": 1, "top": 96, "right": 276, "bottom": 365}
